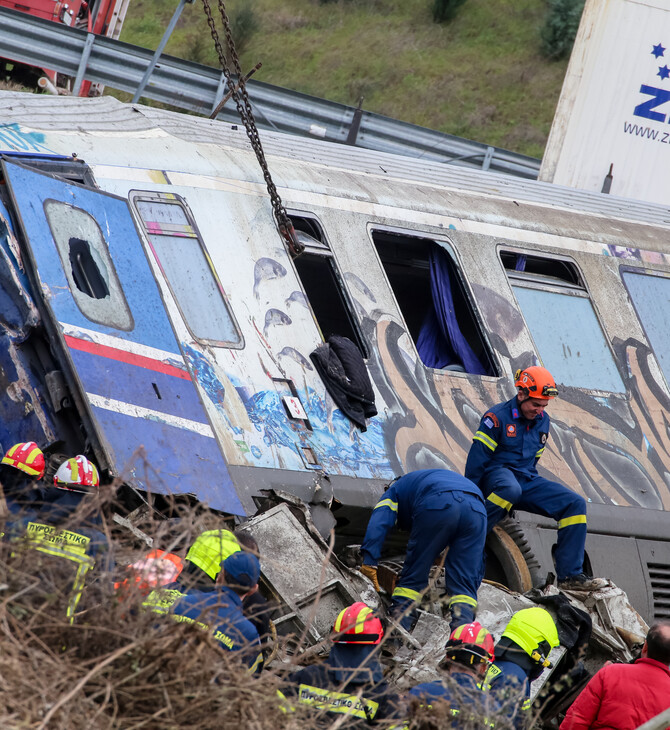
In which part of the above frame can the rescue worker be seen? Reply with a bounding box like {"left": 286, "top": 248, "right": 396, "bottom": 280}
{"left": 483, "top": 607, "right": 560, "bottom": 728}
{"left": 279, "top": 602, "right": 400, "bottom": 725}
{"left": 465, "top": 366, "right": 606, "bottom": 591}
{"left": 3, "top": 454, "right": 112, "bottom": 622}
{"left": 0, "top": 441, "right": 46, "bottom": 518}
{"left": 409, "top": 621, "right": 501, "bottom": 723}
{"left": 181, "top": 528, "right": 273, "bottom": 642}
{"left": 359, "top": 468, "right": 487, "bottom": 632}
{"left": 143, "top": 551, "right": 263, "bottom": 673}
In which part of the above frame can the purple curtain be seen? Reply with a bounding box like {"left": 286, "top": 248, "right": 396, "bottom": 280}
{"left": 416, "top": 247, "right": 486, "bottom": 375}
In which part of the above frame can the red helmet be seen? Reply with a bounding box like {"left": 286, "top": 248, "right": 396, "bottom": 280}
{"left": 332, "top": 602, "right": 383, "bottom": 645}
{"left": 445, "top": 622, "right": 495, "bottom": 665}
{"left": 514, "top": 366, "right": 558, "bottom": 399}
{"left": 1, "top": 441, "right": 45, "bottom": 478}
{"left": 54, "top": 455, "right": 100, "bottom": 490}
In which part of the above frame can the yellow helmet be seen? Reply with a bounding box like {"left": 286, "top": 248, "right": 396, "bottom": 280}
{"left": 502, "top": 607, "right": 560, "bottom": 659}
{"left": 186, "top": 529, "right": 241, "bottom": 580}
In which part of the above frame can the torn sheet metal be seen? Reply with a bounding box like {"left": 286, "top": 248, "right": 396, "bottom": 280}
{"left": 237, "top": 502, "right": 377, "bottom": 648}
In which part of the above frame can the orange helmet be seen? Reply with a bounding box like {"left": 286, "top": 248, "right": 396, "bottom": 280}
{"left": 114, "top": 549, "right": 184, "bottom": 595}
{"left": 1, "top": 442, "right": 45, "bottom": 478}
{"left": 445, "top": 622, "right": 495, "bottom": 665}
{"left": 54, "top": 455, "right": 100, "bottom": 490}
{"left": 514, "top": 366, "right": 558, "bottom": 399}
{"left": 332, "top": 602, "right": 383, "bottom": 645}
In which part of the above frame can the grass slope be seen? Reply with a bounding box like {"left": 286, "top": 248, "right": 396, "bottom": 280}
{"left": 119, "top": 0, "right": 570, "bottom": 158}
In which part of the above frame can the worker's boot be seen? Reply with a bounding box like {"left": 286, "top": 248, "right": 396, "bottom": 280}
{"left": 558, "top": 573, "right": 608, "bottom": 591}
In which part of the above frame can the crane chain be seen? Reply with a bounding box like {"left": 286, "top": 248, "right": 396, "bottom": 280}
{"left": 200, "top": 0, "right": 303, "bottom": 258}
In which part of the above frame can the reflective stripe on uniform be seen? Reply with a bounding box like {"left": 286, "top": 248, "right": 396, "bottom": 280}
{"left": 535, "top": 447, "right": 545, "bottom": 458}
{"left": 22, "top": 521, "right": 95, "bottom": 621}
{"left": 142, "top": 588, "right": 186, "bottom": 614}
{"left": 487, "top": 492, "right": 513, "bottom": 511}
{"left": 374, "top": 498, "right": 398, "bottom": 512}
{"left": 297, "top": 684, "right": 379, "bottom": 720}
{"left": 392, "top": 586, "right": 422, "bottom": 601}
{"left": 473, "top": 431, "right": 498, "bottom": 452}
{"left": 558, "top": 514, "right": 587, "bottom": 529}
{"left": 448, "top": 594, "right": 478, "bottom": 609}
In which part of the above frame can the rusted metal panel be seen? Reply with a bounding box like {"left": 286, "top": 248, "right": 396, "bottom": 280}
{"left": 541, "top": 0, "right": 670, "bottom": 205}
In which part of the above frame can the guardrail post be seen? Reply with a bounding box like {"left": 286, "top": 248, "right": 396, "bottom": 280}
{"left": 345, "top": 97, "right": 364, "bottom": 145}
{"left": 72, "top": 32, "right": 95, "bottom": 96}
{"left": 132, "top": 0, "right": 192, "bottom": 104}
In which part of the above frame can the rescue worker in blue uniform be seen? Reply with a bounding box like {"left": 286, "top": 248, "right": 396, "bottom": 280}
{"left": 143, "top": 550, "right": 263, "bottom": 674}
{"left": 3, "top": 454, "right": 112, "bottom": 623}
{"left": 278, "top": 602, "right": 400, "bottom": 726}
{"left": 465, "top": 366, "right": 606, "bottom": 591}
{"left": 359, "top": 468, "right": 487, "bottom": 632}
{"left": 482, "top": 607, "right": 560, "bottom": 729}
{"left": 409, "top": 621, "right": 501, "bottom": 724}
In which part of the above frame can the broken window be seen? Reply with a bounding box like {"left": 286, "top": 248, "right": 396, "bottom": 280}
{"left": 131, "top": 192, "right": 242, "bottom": 348}
{"left": 622, "top": 270, "right": 670, "bottom": 388}
{"left": 44, "top": 200, "right": 133, "bottom": 330}
{"left": 371, "top": 230, "right": 497, "bottom": 376}
{"left": 504, "top": 249, "right": 624, "bottom": 393}
{"left": 290, "top": 214, "right": 368, "bottom": 357}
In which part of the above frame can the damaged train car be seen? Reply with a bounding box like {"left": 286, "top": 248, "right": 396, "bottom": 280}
{"left": 1, "top": 92, "right": 670, "bottom": 625}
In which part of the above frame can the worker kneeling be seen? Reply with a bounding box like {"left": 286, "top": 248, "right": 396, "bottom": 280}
{"left": 279, "top": 602, "right": 400, "bottom": 725}
{"left": 143, "top": 551, "right": 263, "bottom": 674}
{"left": 409, "top": 621, "right": 501, "bottom": 724}
{"left": 465, "top": 366, "right": 606, "bottom": 591}
{"left": 359, "top": 468, "right": 486, "bottom": 633}
{"left": 483, "top": 607, "right": 560, "bottom": 728}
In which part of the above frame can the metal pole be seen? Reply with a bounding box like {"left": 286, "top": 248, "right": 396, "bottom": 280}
{"left": 72, "top": 32, "right": 96, "bottom": 96}
{"left": 132, "top": 0, "right": 190, "bottom": 104}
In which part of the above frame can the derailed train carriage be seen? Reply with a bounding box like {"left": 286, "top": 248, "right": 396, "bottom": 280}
{"left": 0, "top": 91, "right": 669, "bottom": 624}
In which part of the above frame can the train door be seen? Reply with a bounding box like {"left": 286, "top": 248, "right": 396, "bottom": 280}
{"left": 2, "top": 159, "right": 244, "bottom": 514}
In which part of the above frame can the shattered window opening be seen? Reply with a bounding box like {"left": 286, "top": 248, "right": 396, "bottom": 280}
{"left": 371, "top": 230, "right": 498, "bottom": 376}
{"left": 44, "top": 199, "right": 133, "bottom": 331}
{"left": 506, "top": 251, "right": 624, "bottom": 393}
{"left": 289, "top": 214, "right": 368, "bottom": 357}
{"left": 69, "top": 238, "right": 110, "bottom": 300}
{"left": 131, "top": 192, "right": 242, "bottom": 348}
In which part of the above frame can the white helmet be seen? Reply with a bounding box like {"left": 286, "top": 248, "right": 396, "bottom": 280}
{"left": 54, "top": 455, "right": 100, "bottom": 491}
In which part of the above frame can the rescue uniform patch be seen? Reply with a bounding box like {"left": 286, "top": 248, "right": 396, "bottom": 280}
{"left": 541, "top": 433, "right": 548, "bottom": 444}
{"left": 483, "top": 412, "right": 499, "bottom": 428}
{"left": 484, "top": 417, "right": 494, "bottom": 429}
{"left": 506, "top": 424, "right": 517, "bottom": 437}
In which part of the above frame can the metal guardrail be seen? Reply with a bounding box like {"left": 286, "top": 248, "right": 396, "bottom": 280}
{"left": 0, "top": 6, "right": 541, "bottom": 179}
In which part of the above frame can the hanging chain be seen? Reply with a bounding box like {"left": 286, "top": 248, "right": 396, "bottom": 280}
{"left": 201, "top": 0, "right": 303, "bottom": 258}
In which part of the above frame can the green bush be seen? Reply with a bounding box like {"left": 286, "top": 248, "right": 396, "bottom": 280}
{"left": 231, "top": 3, "right": 259, "bottom": 52}
{"left": 432, "top": 0, "right": 467, "bottom": 23}
{"left": 540, "top": 0, "right": 586, "bottom": 60}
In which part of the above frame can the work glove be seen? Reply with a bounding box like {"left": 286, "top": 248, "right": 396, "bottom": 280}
{"left": 360, "top": 564, "right": 381, "bottom": 592}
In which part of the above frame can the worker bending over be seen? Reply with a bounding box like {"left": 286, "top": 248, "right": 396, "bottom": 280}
{"left": 359, "top": 468, "right": 486, "bottom": 632}
{"left": 465, "top": 366, "right": 606, "bottom": 591}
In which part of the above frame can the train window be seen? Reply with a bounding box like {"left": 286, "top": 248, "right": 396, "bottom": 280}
{"left": 43, "top": 200, "right": 133, "bottom": 330}
{"left": 371, "top": 230, "right": 497, "bottom": 376}
{"left": 501, "top": 251, "right": 583, "bottom": 288}
{"left": 504, "top": 251, "right": 625, "bottom": 393}
{"left": 131, "top": 192, "right": 242, "bottom": 348}
{"left": 622, "top": 270, "right": 670, "bottom": 386}
{"left": 290, "top": 215, "right": 368, "bottom": 357}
